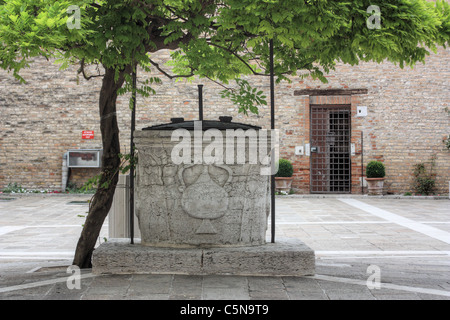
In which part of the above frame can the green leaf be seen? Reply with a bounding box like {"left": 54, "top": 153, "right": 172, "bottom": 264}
{"left": 8, "top": 14, "right": 18, "bottom": 23}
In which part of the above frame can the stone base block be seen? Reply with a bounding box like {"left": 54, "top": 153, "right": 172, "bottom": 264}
{"left": 92, "top": 239, "right": 315, "bottom": 277}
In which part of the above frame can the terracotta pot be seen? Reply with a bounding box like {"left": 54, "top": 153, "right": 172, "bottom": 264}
{"left": 275, "top": 177, "right": 293, "bottom": 193}
{"left": 365, "top": 177, "right": 385, "bottom": 195}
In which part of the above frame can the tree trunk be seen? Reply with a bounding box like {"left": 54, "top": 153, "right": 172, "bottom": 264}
{"left": 72, "top": 66, "right": 127, "bottom": 268}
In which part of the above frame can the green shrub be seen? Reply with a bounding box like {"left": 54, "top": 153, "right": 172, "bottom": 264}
{"left": 275, "top": 159, "right": 294, "bottom": 177}
{"left": 413, "top": 160, "right": 436, "bottom": 195}
{"left": 1, "top": 182, "right": 26, "bottom": 193}
{"left": 443, "top": 134, "right": 450, "bottom": 150}
{"left": 366, "top": 161, "right": 385, "bottom": 178}
{"left": 414, "top": 177, "right": 435, "bottom": 195}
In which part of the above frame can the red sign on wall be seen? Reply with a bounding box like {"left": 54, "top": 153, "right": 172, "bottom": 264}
{"left": 82, "top": 130, "right": 94, "bottom": 139}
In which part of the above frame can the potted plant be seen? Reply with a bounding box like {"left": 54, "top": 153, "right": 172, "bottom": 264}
{"left": 275, "top": 159, "right": 294, "bottom": 193}
{"left": 365, "top": 161, "right": 386, "bottom": 195}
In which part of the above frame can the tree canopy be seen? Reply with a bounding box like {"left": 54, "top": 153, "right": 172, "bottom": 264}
{"left": 1, "top": 0, "right": 449, "bottom": 113}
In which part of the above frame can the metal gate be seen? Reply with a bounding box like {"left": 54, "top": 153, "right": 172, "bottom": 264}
{"left": 310, "top": 105, "right": 351, "bottom": 193}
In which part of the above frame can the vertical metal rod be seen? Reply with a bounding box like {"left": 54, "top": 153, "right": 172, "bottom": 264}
{"left": 130, "top": 69, "right": 137, "bottom": 244}
{"left": 270, "top": 39, "right": 275, "bottom": 244}
{"left": 361, "top": 131, "right": 364, "bottom": 194}
{"left": 198, "top": 84, "right": 204, "bottom": 121}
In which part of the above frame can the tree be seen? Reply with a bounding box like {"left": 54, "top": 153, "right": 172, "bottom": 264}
{"left": 1, "top": 0, "right": 449, "bottom": 268}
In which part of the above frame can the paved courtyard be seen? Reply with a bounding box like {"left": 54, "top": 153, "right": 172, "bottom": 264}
{"left": 0, "top": 194, "right": 449, "bottom": 301}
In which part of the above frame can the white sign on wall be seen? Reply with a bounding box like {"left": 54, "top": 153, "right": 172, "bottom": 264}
{"left": 357, "top": 106, "right": 368, "bottom": 117}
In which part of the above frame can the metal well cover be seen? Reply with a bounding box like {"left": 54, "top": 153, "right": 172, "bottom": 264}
{"left": 142, "top": 116, "right": 261, "bottom": 131}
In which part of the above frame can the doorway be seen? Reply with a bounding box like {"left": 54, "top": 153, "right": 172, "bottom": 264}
{"left": 310, "top": 105, "right": 351, "bottom": 193}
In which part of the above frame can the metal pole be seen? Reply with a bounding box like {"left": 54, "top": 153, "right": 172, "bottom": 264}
{"left": 270, "top": 39, "right": 275, "bottom": 244}
{"left": 198, "top": 84, "right": 204, "bottom": 121}
{"left": 130, "top": 69, "right": 136, "bottom": 244}
{"left": 361, "top": 131, "right": 364, "bottom": 194}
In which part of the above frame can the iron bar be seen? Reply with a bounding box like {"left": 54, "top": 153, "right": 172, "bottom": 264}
{"left": 270, "top": 39, "right": 275, "bottom": 244}
{"left": 130, "top": 69, "right": 137, "bottom": 244}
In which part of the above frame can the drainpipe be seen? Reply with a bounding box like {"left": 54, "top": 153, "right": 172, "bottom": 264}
{"left": 198, "top": 84, "right": 204, "bottom": 121}
{"left": 61, "top": 152, "right": 69, "bottom": 192}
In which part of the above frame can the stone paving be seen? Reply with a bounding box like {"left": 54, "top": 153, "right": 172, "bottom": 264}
{"left": 0, "top": 194, "right": 449, "bottom": 301}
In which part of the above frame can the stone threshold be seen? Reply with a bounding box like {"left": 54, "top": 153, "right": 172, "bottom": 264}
{"left": 284, "top": 194, "right": 449, "bottom": 200}
{"left": 92, "top": 239, "right": 315, "bottom": 277}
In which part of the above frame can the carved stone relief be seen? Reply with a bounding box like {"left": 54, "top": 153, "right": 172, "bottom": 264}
{"left": 134, "top": 130, "right": 272, "bottom": 247}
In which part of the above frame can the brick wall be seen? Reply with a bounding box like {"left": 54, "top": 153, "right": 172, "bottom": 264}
{"left": 1, "top": 47, "right": 449, "bottom": 194}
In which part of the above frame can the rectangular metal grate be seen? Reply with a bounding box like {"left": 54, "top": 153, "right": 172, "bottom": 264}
{"left": 310, "top": 105, "right": 351, "bottom": 193}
